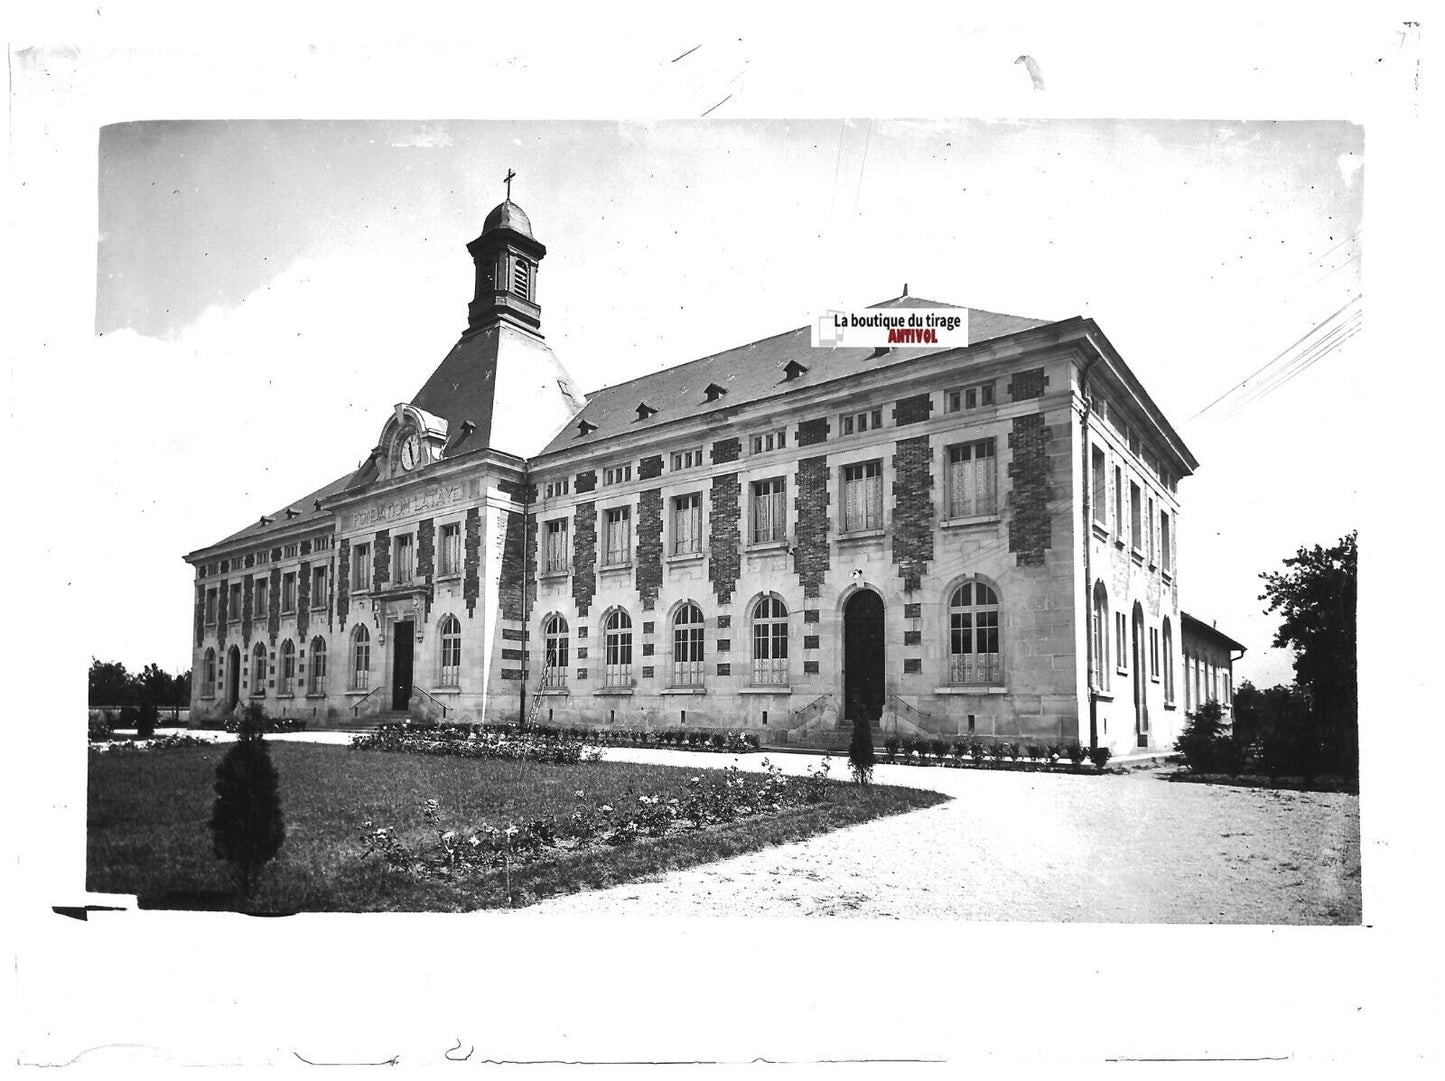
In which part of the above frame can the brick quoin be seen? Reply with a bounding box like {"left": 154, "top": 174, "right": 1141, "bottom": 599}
{"left": 241, "top": 576, "right": 254, "bottom": 648}
{"left": 708, "top": 474, "right": 741, "bottom": 604}
{"left": 193, "top": 585, "right": 205, "bottom": 649}
{"left": 297, "top": 561, "right": 311, "bottom": 641}
{"left": 636, "top": 489, "right": 664, "bottom": 610}
{"left": 575, "top": 469, "right": 597, "bottom": 494}
{"left": 1008, "top": 367, "right": 1048, "bottom": 401}
{"left": 572, "top": 501, "right": 598, "bottom": 612}
{"left": 373, "top": 529, "right": 391, "bottom": 589}
{"left": 270, "top": 566, "right": 286, "bottom": 644}
{"left": 903, "top": 602, "right": 921, "bottom": 619}
{"left": 711, "top": 437, "right": 741, "bottom": 466}
{"left": 792, "top": 455, "right": 831, "bottom": 598}
{"left": 215, "top": 577, "right": 229, "bottom": 646}
{"left": 1007, "top": 412, "right": 1053, "bottom": 566}
{"left": 463, "top": 509, "right": 481, "bottom": 617}
{"left": 417, "top": 519, "right": 435, "bottom": 621}
{"left": 891, "top": 435, "right": 934, "bottom": 591}
{"left": 716, "top": 614, "right": 731, "bottom": 629}
{"left": 336, "top": 540, "right": 350, "bottom": 630}
{"left": 638, "top": 455, "right": 664, "bottom": 481}
{"left": 893, "top": 393, "right": 933, "bottom": 427}
{"left": 498, "top": 509, "right": 531, "bottom": 621}
{"left": 796, "top": 417, "right": 830, "bottom": 447}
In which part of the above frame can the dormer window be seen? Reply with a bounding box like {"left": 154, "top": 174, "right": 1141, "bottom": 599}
{"left": 703, "top": 383, "right": 728, "bottom": 403}
{"left": 636, "top": 402, "right": 658, "bottom": 421}
{"left": 783, "top": 359, "right": 809, "bottom": 382}
{"left": 577, "top": 419, "right": 598, "bottom": 437}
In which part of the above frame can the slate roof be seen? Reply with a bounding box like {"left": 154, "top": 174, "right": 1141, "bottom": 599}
{"left": 535, "top": 295, "right": 1051, "bottom": 457}
{"left": 199, "top": 470, "right": 358, "bottom": 553}
{"left": 1181, "top": 612, "right": 1248, "bottom": 654}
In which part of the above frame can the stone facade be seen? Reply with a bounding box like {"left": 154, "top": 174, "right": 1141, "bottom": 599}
{"left": 184, "top": 198, "right": 1200, "bottom": 756}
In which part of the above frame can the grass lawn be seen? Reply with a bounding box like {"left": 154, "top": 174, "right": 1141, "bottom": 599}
{"left": 88, "top": 742, "right": 947, "bottom": 912}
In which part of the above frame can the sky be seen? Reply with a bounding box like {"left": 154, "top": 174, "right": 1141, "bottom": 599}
{"left": 90, "top": 117, "right": 1363, "bottom": 686}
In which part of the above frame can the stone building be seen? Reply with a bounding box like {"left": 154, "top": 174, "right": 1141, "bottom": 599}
{"left": 184, "top": 194, "right": 1200, "bottom": 755}
{"left": 1180, "top": 612, "right": 1246, "bottom": 718}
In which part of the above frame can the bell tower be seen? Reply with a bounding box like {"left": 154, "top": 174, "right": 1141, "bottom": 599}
{"left": 465, "top": 169, "right": 546, "bottom": 334}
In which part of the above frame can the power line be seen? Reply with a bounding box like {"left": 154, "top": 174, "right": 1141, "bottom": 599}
{"left": 1190, "top": 294, "right": 1361, "bottom": 421}
{"left": 1222, "top": 316, "right": 1361, "bottom": 419}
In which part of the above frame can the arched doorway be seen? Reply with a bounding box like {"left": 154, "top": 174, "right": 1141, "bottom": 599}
{"left": 1132, "top": 602, "right": 1149, "bottom": 748}
{"left": 225, "top": 645, "right": 241, "bottom": 709}
{"left": 843, "top": 589, "right": 885, "bottom": 722}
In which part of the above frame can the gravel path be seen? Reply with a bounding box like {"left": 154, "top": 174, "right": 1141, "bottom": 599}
{"left": 526, "top": 749, "right": 1361, "bottom": 923}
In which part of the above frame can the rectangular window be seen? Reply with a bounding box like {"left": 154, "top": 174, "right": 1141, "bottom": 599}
{"left": 1161, "top": 511, "right": 1173, "bottom": 574}
{"left": 603, "top": 464, "right": 633, "bottom": 486}
{"left": 749, "top": 429, "right": 786, "bottom": 455}
{"left": 841, "top": 461, "right": 884, "bottom": 532}
{"left": 1146, "top": 496, "right": 1157, "bottom": 565}
{"left": 205, "top": 588, "right": 218, "bottom": 626}
{"left": 839, "top": 408, "right": 884, "bottom": 436}
{"left": 281, "top": 572, "right": 297, "bottom": 613}
{"left": 439, "top": 522, "right": 462, "bottom": 576}
{"left": 229, "top": 583, "right": 242, "bottom": 621}
{"left": 751, "top": 478, "right": 787, "bottom": 543}
{"left": 544, "top": 518, "right": 570, "bottom": 573}
{"left": 672, "top": 494, "right": 702, "bottom": 554}
{"left": 943, "top": 381, "right": 995, "bottom": 413}
{"left": 284, "top": 543, "right": 298, "bottom": 559}
{"left": 256, "top": 549, "right": 270, "bottom": 565}
{"left": 671, "top": 448, "right": 703, "bottom": 471}
{"left": 254, "top": 577, "right": 269, "bottom": 617}
{"left": 1129, "top": 482, "right": 1143, "bottom": 553}
{"left": 1113, "top": 465, "right": 1124, "bottom": 539}
{"left": 544, "top": 478, "right": 569, "bottom": 499}
{"left": 1150, "top": 627, "right": 1160, "bottom": 680}
{"left": 393, "top": 534, "right": 415, "bottom": 583}
{"left": 352, "top": 543, "right": 372, "bottom": 591}
{"left": 311, "top": 565, "right": 328, "bottom": 608}
{"left": 1091, "top": 446, "right": 1107, "bottom": 526}
{"left": 604, "top": 507, "right": 631, "bottom": 565}
{"left": 946, "top": 439, "right": 997, "bottom": 518}
{"left": 1115, "top": 612, "right": 1128, "bottom": 672}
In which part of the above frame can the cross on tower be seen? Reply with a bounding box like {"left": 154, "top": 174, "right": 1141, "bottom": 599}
{"left": 503, "top": 168, "right": 516, "bottom": 200}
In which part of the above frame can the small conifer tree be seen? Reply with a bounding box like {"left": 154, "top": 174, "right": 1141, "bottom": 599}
{"left": 848, "top": 716, "right": 876, "bottom": 784}
{"left": 209, "top": 719, "right": 285, "bottom": 905}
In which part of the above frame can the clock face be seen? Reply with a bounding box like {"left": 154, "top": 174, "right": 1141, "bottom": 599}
{"left": 399, "top": 433, "right": 421, "bottom": 471}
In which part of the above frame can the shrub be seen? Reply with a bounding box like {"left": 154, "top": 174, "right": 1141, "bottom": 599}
{"left": 1068, "top": 742, "right": 1087, "bottom": 766}
{"left": 950, "top": 741, "right": 967, "bottom": 764}
{"left": 208, "top": 724, "right": 285, "bottom": 904}
{"left": 928, "top": 739, "right": 948, "bottom": 763}
{"left": 88, "top": 715, "right": 113, "bottom": 742}
{"left": 848, "top": 716, "right": 875, "bottom": 784}
{"left": 1089, "top": 746, "right": 1113, "bottom": 770}
{"left": 1175, "top": 700, "right": 1229, "bottom": 773}
{"left": 883, "top": 736, "right": 900, "bottom": 761}
{"left": 137, "top": 697, "right": 159, "bottom": 740}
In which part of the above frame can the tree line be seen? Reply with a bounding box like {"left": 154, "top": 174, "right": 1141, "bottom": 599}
{"left": 89, "top": 658, "right": 192, "bottom": 709}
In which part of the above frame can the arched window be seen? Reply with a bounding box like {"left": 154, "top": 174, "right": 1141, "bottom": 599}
{"left": 279, "top": 640, "right": 296, "bottom": 695}
{"left": 203, "top": 648, "right": 217, "bottom": 697}
{"left": 604, "top": 609, "right": 633, "bottom": 687}
{"left": 948, "top": 579, "right": 1001, "bottom": 685}
{"left": 672, "top": 602, "right": 705, "bottom": 687}
{"left": 751, "top": 595, "right": 789, "bottom": 685}
{"left": 438, "top": 615, "right": 461, "bottom": 686}
{"left": 1162, "top": 618, "right": 1174, "bottom": 706}
{"left": 542, "top": 615, "right": 569, "bottom": 688}
{"left": 351, "top": 625, "right": 371, "bottom": 690}
{"left": 251, "top": 642, "right": 268, "bottom": 697}
{"left": 309, "top": 636, "right": 328, "bottom": 695}
{"left": 1092, "top": 581, "right": 1110, "bottom": 692}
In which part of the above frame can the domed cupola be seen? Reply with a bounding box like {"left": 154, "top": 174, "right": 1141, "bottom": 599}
{"left": 465, "top": 170, "right": 547, "bottom": 334}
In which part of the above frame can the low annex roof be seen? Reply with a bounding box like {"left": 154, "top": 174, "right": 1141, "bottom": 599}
{"left": 535, "top": 295, "right": 1051, "bottom": 457}
{"left": 1181, "top": 611, "right": 1248, "bottom": 654}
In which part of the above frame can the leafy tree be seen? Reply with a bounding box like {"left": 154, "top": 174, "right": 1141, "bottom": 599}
{"left": 1259, "top": 531, "right": 1357, "bottom": 779}
{"left": 209, "top": 721, "right": 285, "bottom": 905}
{"left": 88, "top": 658, "right": 135, "bottom": 707}
{"left": 848, "top": 716, "right": 876, "bottom": 784}
{"left": 1175, "top": 699, "right": 1230, "bottom": 773}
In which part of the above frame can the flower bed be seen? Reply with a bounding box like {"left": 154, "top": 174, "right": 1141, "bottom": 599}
{"left": 879, "top": 736, "right": 1112, "bottom": 773}
{"left": 88, "top": 732, "right": 216, "bottom": 754}
{"left": 223, "top": 716, "right": 308, "bottom": 734}
{"left": 360, "top": 757, "right": 834, "bottom": 878}
{"left": 352, "top": 723, "right": 602, "bottom": 765}
{"left": 377, "top": 720, "right": 761, "bottom": 754}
